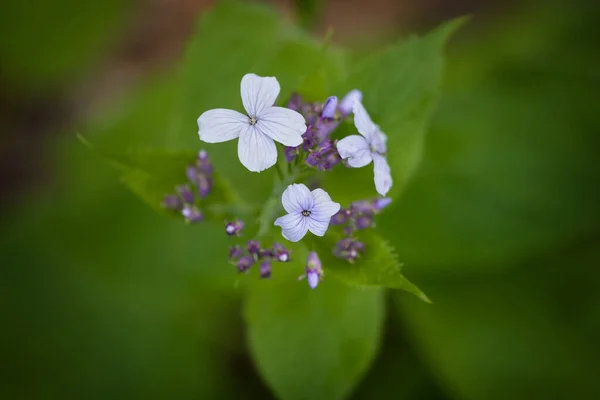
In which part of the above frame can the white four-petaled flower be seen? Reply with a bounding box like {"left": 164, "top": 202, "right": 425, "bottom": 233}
{"left": 274, "top": 184, "right": 340, "bottom": 242}
{"left": 197, "top": 73, "right": 306, "bottom": 172}
{"left": 336, "top": 101, "right": 393, "bottom": 196}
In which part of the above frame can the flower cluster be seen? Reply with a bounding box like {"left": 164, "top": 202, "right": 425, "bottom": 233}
{"left": 167, "top": 73, "right": 398, "bottom": 290}
{"left": 163, "top": 150, "right": 214, "bottom": 223}
{"left": 229, "top": 240, "right": 291, "bottom": 278}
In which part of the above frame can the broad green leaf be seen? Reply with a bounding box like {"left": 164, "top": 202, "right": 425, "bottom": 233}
{"left": 323, "top": 18, "right": 465, "bottom": 203}
{"left": 311, "top": 232, "right": 430, "bottom": 303}
{"left": 244, "top": 256, "right": 384, "bottom": 400}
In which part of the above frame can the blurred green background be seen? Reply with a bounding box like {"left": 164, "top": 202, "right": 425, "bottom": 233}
{"left": 1, "top": 0, "right": 599, "bottom": 399}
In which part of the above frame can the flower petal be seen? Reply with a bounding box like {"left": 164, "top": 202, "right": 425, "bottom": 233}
{"left": 307, "top": 218, "right": 330, "bottom": 237}
{"left": 238, "top": 125, "right": 277, "bottom": 172}
{"left": 281, "top": 183, "right": 313, "bottom": 213}
{"left": 372, "top": 153, "right": 393, "bottom": 196}
{"left": 336, "top": 135, "right": 373, "bottom": 168}
{"left": 339, "top": 89, "right": 362, "bottom": 115}
{"left": 256, "top": 107, "right": 305, "bottom": 147}
{"left": 310, "top": 188, "right": 341, "bottom": 221}
{"left": 274, "top": 213, "right": 309, "bottom": 242}
{"left": 241, "top": 73, "right": 280, "bottom": 117}
{"left": 352, "top": 101, "right": 377, "bottom": 140}
{"left": 197, "top": 109, "right": 248, "bottom": 143}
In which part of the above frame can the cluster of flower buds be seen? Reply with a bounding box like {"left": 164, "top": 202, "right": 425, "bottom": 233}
{"left": 163, "top": 150, "right": 214, "bottom": 223}
{"left": 298, "top": 251, "right": 324, "bottom": 289}
{"left": 229, "top": 238, "right": 291, "bottom": 278}
{"left": 284, "top": 91, "right": 361, "bottom": 171}
{"left": 331, "top": 197, "right": 392, "bottom": 262}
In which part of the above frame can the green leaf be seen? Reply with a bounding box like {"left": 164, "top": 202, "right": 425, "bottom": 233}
{"left": 244, "top": 256, "right": 385, "bottom": 400}
{"left": 312, "top": 232, "right": 430, "bottom": 303}
{"left": 323, "top": 18, "right": 465, "bottom": 203}
{"left": 79, "top": 139, "right": 250, "bottom": 222}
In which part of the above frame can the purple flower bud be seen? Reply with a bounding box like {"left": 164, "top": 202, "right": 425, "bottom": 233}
{"left": 196, "top": 150, "right": 214, "bottom": 175}
{"left": 176, "top": 184, "right": 195, "bottom": 204}
{"left": 237, "top": 255, "right": 254, "bottom": 272}
{"left": 307, "top": 251, "right": 322, "bottom": 270}
{"left": 302, "top": 128, "right": 317, "bottom": 151}
{"left": 197, "top": 176, "right": 212, "bottom": 199}
{"left": 343, "top": 225, "right": 354, "bottom": 236}
{"left": 181, "top": 205, "right": 203, "bottom": 223}
{"left": 287, "top": 93, "right": 303, "bottom": 111}
{"left": 307, "top": 269, "right": 320, "bottom": 289}
{"left": 351, "top": 200, "right": 373, "bottom": 215}
{"left": 247, "top": 240, "right": 261, "bottom": 256}
{"left": 356, "top": 215, "right": 374, "bottom": 230}
{"left": 273, "top": 242, "right": 290, "bottom": 262}
{"left": 225, "top": 219, "right": 244, "bottom": 236}
{"left": 163, "top": 194, "right": 182, "bottom": 210}
{"left": 319, "top": 152, "right": 341, "bottom": 171}
{"left": 186, "top": 165, "right": 199, "bottom": 183}
{"left": 284, "top": 146, "right": 298, "bottom": 163}
{"left": 339, "top": 89, "right": 362, "bottom": 116}
{"left": 306, "top": 151, "right": 321, "bottom": 167}
{"left": 229, "top": 245, "right": 244, "bottom": 259}
{"left": 330, "top": 209, "right": 350, "bottom": 225}
{"left": 259, "top": 262, "right": 272, "bottom": 278}
{"left": 321, "top": 96, "right": 338, "bottom": 120}
{"left": 373, "top": 197, "right": 392, "bottom": 211}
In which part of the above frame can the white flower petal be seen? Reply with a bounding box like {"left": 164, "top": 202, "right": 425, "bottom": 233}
{"left": 352, "top": 101, "right": 377, "bottom": 140}
{"left": 197, "top": 109, "right": 248, "bottom": 143}
{"left": 307, "top": 218, "right": 330, "bottom": 237}
{"left": 256, "top": 107, "right": 305, "bottom": 147}
{"left": 372, "top": 153, "right": 393, "bottom": 196}
{"left": 241, "top": 73, "right": 280, "bottom": 117}
{"left": 238, "top": 125, "right": 277, "bottom": 172}
{"left": 281, "top": 183, "right": 313, "bottom": 213}
{"left": 274, "top": 213, "right": 309, "bottom": 242}
{"left": 339, "top": 89, "right": 362, "bottom": 115}
{"left": 310, "top": 189, "right": 341, "bottom": 221}
{"left": 336, "top": 135, "right": 373, "bottom": 168}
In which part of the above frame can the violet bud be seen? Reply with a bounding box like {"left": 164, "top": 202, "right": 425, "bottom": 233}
{"left": 197, "top": 176, "right": 212, "bottom": 199}
{"left": 229, "top": 245, "right": 244, "bottom": 259}
{"left": 319, "top": 152, "right": 341, "bottom": 171}
{"left": 176, "top": 184, "right": 195, "bottom": 204}
{"left": 373, "top": 197, "right": 392, "bottom": 211}
{"left": 237, "top": 255, "right": 254, "bottom": 272}
{"left": 196, "top": 150, "right": 214, "bottom": 174}
{"left": 305, "top": 251, "right": 323, "bottom": 289}
{"left": 273, "top": 242, "right": 290, "bottom": 262}
{"left": 343, "top": 225, "right": 354, "bottom": 236}
{"left": 307, "top": 269, "right": 320, "bottom": 289}
{"left": 351, "top": 200, "right": 374, "bottom": 215}
{"left": 225, "top": 219, "right": 244, "bottom": 236}
{"left": 355, "top": 215, "right": 374, "bottom": 230}
{"left": 284, "top": 146, "right": 298, "bottom": 163}
{"left": 321, "top": 96, "right": 338, "bottom": 120}
{"left": 287, "top": 93, "right": 303, "bottom": 111}
{"left": 247, "top": 240, "right": 261, "bottom": 256}
{"left": 163, "top": 194, "right": 182, "bottom": 211}
{"left": 186, "top": 165, "right": 199, "bottom": 183}
{"left": 330, "top": 209, "right": 350, "bottom": 225}
{"left": 339, "top": 89, "right": 362, "bottom": 116}
{"left": 181, "top": 205, "right": 203, "bottom": 223}
{"left": 259, "top": 262, "right": 272, "bottom": 279}
{"left": 306, "top": 151, "right": 321, "bottom": 167}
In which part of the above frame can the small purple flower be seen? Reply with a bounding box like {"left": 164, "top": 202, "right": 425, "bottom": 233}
{"left": 321, "top": 96, "right": 338, "bottom": 120}
{"left": 373, "top": 197, "right": 392, "bottom": 211}
{"left": 330, "top": 208, "right": 350, "bottom": 225}
{"left": 339, "top": 89, "right": 362, "bottom": 116}
{"left": 351, "top": 200, "right": 373, "bottom": 214}
{"left": 274, "top": 184, "right": 341, "bottom": 242}
{"left": 176, "top": 184, "right": 195, "bottom": 204}
{"left": 355, "top": 215, "right": 374, "bottom": 230}
{"left": 304, "top": 251, "right": 323, "bottom": 289}
{"left": 306, "top": 151, "right": 321, "bottom": 167}
{"left": 229, "top": 245, "right": 244, "bottom": 259}
{"left": 272, "top": 243, "right": 290, "bottom": 262}
{"left": 334, "top": 238, "right": 365, "bottom": 262}
{"left": 181, "top": 205, "right": 203, "bottom": 223}
{"left": 247, "top": 240, "right": 261, "bottom": 256}
{"left": 259, "top": 262, "right": 272, "bottom": 278}
{"left": 336, "top": 101, "right": 393, "bottom": 196}
{"left": 163, "top": 194, "right": 182, "bottom": 210}
{"left": 225, "top": 219, "right": 244, "bottom": 236}
{"left": 284, "top": 146, "right": 299, "bottom": 162}
{"left": 237, "top": 255, "right": 254, "bottom": 272}
{"left": 186, "top": 165, "right": 199, "bottom": 183}
{"left": 343, "top": 225, "right": 354, "bottom": 236}
{"left": 196, "top": 150, "right": 214, "bottom": 174}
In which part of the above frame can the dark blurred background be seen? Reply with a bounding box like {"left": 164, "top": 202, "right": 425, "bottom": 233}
{"left": 1, "top": 0, "right": 599, "bottom": 399}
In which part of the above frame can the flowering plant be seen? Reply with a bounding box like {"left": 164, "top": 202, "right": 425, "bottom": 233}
{"left": 81, "top": 1, "right": 462, "bottom": 398}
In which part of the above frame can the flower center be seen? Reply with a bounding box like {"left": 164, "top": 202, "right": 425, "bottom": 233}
{"left": 249, "top": 116, "right": 258, "bottom": 125}
{"left": 302, "top": 210, "right": 311, "bottom": 217}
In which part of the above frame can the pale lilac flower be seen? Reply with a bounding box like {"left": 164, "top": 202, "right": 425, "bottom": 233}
{"left": 304, "top": 251, "right": 324, "bottom": 289}
{"left": 274, "top": 183, "right": 340, "bottom": 242}
{"left": 197, "top": 73, "right": 306, "bottom": 172}
{"left": 321, "top": 96, "right": 338, "bottom": 120}
{"left": 336, "top": 101, "right": 393, "bottom": 196}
